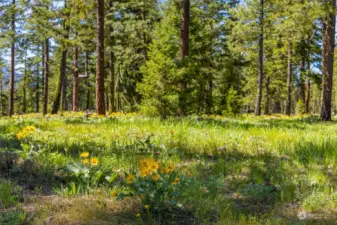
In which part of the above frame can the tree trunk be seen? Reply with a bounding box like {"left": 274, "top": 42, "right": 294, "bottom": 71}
{"left": 286, "top": 41, "right": 292, "bottom": 116}
{"left": 178, "top": 0, "right": 190, "bottom": 117}
{"left": 299, "top": 48, "right": 306, "bottom": 104}
{"left": 206, "top": 77, "right": 213, "bottom": 114}
{"left": 255, "top": 0, "right": 264, "bottom": 116}
{"left": 96, "top": 0, "right": 105, "bottom": 115}
{"left": 43, "top": 39, "right": 49, "bottom": 115}
{"left": 264, "top": 75, "right": 270, "bottom": 115}
{"left": 305, "top": 60, "right": 311, "bottom": 113}
{"left": 85, "top": 52, "right": 90, "bottom": 111}
{"left": 109, "top": 51, "right": 116, "bottom": 113}
{"left": 52, "top": 0, "right": 69, "bottom": 114}
{"left": 73, "top": 45, "right": 79, "bottom": 111}
{"left": 23, "top": 40, "right": 27, "bottom": 113}
{"left": 321, "top": 0, "right": 336, "bottom": 121}
{"left": 36, "top": 46, "right": 40, "bottom": 113}
{"left": 9, "top": 0, "right": 15, "bottom": 116}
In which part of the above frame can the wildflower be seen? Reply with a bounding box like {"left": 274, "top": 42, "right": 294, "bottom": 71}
{"left": 112, "top": 191, "right": 118, "bottom": 197}
{"left": 80, "top": 152, "right": 90, "bottom": 158}
{"left": 90, "top": 157, "right": 99, "bottom": 166}
{"left": 136, "top": 213, "right": 141, "bottom": 218}
{"left": 126, "top": 174, "right": 134, "bottom": 184}
{"left": 144, "top": 205, "right": 150, "bottom": 209}
{"left": 140, "top": 168, "right": 150, "bottom": 177}
{"left": 172, "top": 177, "right": 180, "bottom": 185}
{"left": 81, "top": 159, "right": 89, "bottom": 165}
{"left": 297, "top": 211, "right": 307, "bottom": 220}
{"left": 152, "top": 174, "right": 160, "bottom": 181}
{"left": 16, "top": 133, "right": 23, "bottom": 140}
{"left": 162, "top": 163, "right": 175, "bottom": 174}
{"left": 139, "top": 158, "right": 159, "bottom": 176}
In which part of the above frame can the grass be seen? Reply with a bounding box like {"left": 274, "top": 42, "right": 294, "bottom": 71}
{"left": 0, "top": 112, "right": 337, "bottom": 224}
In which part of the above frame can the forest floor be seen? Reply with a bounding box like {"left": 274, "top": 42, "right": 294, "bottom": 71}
{"left": 1, "top": 113, "right": 337, "bottom": 224}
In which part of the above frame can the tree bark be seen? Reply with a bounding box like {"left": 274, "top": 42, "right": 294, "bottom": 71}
{"left": 178, "top": 0, "right": 190, "bottom": 116}
{"left": 43, "top": 39, "right": 49, "bottom": 115}
{"left": 85, "top": 52, "right": 91, "bottom": 111}
{"left": 255, "top": 0, "right": 264, "bottom": 116}
{"left": 23, "top": 39, "right": 28, "bottom": 113}
{"left": 73, "top": 45, "right": 79, "bottom": 111}
{"left": 299, "top": 46, "right": 306, "bottom": 104}
{"left": 286, "top": 41, "right": 292, "bottom": 116}
{"left": 36, "top": 46, "right": 40, "bottom": 113}
{"left": 305, "top": 60, "right": 311, "bottom": 113}
{"left": 109, "top": 51, "right": 115, "bottom": 113}
{"left": 264, "top": 75, "right": 270, "bottom": 115}
{"left": 52, "top": 0, "right": 69, "bottom": 114}
{"left": 321, "top": 0, "right": 336, "bottom": 121}
{"left": 9, "top": 0, "right": 15, "bottom": 116}
{"left": 108, "top": 1, "right": 116, "bottom": 113}
{"left": 96, "top": 0, "right": 105, "bottom": 115}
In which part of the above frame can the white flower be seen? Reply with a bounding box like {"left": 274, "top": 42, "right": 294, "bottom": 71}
{"left": 297, "top": 211, "right": 307, "bottom": 220}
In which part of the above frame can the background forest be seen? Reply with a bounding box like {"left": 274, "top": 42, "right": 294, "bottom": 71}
{"left": 0, "top": 0, "right": 336, "bottom": 120}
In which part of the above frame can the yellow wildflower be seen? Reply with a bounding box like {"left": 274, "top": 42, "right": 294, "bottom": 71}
{"left": 152, "top": 174, "right": 160, "bottom": 181}
{"left": 136, "top": 213, "right": 141, "bottom": 218}
{"left": 172, "top": 177, "right": 180, "bottom": 185}
{"left": 112, "top": 191, "right": 118, "bottom": 197}
{"left": 90, "top": 157, "right": 99, "bottom": 166}
{"left": 80, "top": 152, "right": 90, "bottom": 158}
{"left": 144, "top": 205, "right": 150, "bottom": 209}
{"left": 126, "top": 174, "right": 134, "bottom": 184}
{"left": 81, "top": 159, "right": 89, "bottom": 165}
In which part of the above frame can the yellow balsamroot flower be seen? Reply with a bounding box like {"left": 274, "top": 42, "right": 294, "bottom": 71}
{"left": 152, "top": 174, "right": 160, "bottom": 181}
{"left": 16, "top": 125, "right": 37, "bottom": 140}
{"left": 126, "top": 174, "right": 135, "bottom": 184}
{"left": 136, "top": 214, "right": 141, "bottom": 218}
{"left": 90, "top": 157, "right": 100, "bottom": 166}
{"left": 81, "top": 159, "right": 89, "bottom": 165}
{"left": 172, "top": 177, "right": 180, "bottom": 185}
{"left": 139, "top": 158, "right": 159, "bottom": 176}
{"left": 16, "top": 133, "right": 23, "bottom": 140}
{"left": 144, "top": 205, "right": 150, "bottom": 209}
{"left": 80, "top": 152, "right": 90, "bottom": 158}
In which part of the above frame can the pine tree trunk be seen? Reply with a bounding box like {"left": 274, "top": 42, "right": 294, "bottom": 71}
{"left": 321, "top": 0, "right": 336, "bottom": 121}
{"left": 206, "top": 78, "right": 213, "bottom": 114}
{"left": 300, "top": 49, "right": 306, "bottom": 104}
{"left": 264, "top": 75, "right": 270, "bottom": 115}
{"left": 255, "top": 0, "right": 264, "bottom": 116}
{"left": 305, "top": 60, "right": 311, "bottom": 113}
{"left": 52, "top": 0, "right": 69, "bottom": 114}
{"left": 178, "top": 0, "right": 190, "bottom": 117}
{"left": 96, "top": 0, "right": 105, "bottom": 115}
{"left": 109, "top": 51, "right": 115, "bottom": 113}
{"left": 23, "top": 40, "right": 27, "bottom": 113}
{"left": 73, "top": 45, "right": 79, "bottom": 111}
{"left": 9, "top": 0, "right": 15, "bottom": 116}
{"left": 286, "top": 41, "right": 292, "bottom": 116}
{"left": 43, "top": 39, "right": 49, "bottom": 115}
{"left": 36, "top": 46, "right": 40, "bottom": 113}
{"left": 85, "top": 52, "right": 90, "bottom": 111}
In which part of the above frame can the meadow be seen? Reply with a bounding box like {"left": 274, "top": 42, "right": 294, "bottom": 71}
{"left": 1, "top": 113, "right": 337, "bottom": 224}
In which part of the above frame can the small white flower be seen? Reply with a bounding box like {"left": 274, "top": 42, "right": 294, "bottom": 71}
{"left": 297, "top": 211, "right": 307, "bottom": 220}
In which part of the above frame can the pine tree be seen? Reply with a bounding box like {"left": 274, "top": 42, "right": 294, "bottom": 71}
{"left": 96, "top": 0, "right": 105, "bottom": 115}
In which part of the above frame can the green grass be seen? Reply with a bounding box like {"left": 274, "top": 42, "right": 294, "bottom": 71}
{"left": 1, "top": 113, "right": 337, "bottom": 224}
